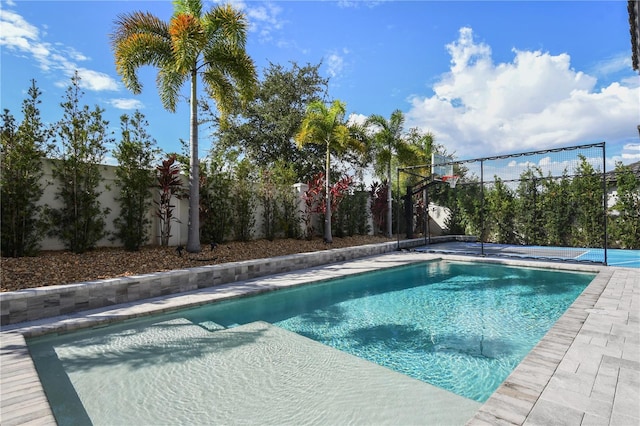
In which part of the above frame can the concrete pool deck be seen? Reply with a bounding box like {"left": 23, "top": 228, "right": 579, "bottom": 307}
{"left": 1, "top": 251, "right": 638, "bottom": 425}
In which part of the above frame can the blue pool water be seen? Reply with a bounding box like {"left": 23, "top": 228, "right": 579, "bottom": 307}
{"left": 181, "top": 261, "right": 593, "bottom": 401}
{"left": 29, "top": 260, "right": 595, "bottom": 422}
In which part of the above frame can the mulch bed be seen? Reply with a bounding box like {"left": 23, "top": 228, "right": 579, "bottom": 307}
{"left": 0, "top": 235, "right": 392, "bottom": 292}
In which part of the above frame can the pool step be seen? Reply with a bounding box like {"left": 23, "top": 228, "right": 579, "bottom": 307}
{"left": 196, "top": 320, "right": 226, "bottom": 332}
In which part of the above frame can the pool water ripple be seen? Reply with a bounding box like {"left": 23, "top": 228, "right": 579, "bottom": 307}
{"left": 28, "top": 260, "right": 594, "bottom": 424}
{"left": 267, "top": 262, "right": 593, "bottom": 401}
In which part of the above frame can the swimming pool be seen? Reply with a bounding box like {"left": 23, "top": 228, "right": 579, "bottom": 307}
{"left": 28, "top": 260, "right": 594, "bottom": 424}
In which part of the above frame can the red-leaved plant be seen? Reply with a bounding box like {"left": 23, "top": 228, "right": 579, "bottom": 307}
{"left": 155, "top": 154, "right": 182, "bottom": 246}
{"left": 301, "top": 173, "right": 354, "bottom": 240}
{"left": 369, "top": 180, "right": 388, "bottom": 234}
{"left": 301, "top": 173, "right": 324, "bottom": 240}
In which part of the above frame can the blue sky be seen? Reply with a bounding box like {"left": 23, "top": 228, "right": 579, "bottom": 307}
{"left": 1, "top": 0, "right": 638, "bottom": 172}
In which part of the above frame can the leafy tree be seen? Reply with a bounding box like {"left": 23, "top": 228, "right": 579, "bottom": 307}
{"left": 232, "top": 158, "right": 255, "bottom": 241}
{"left": 258, "top": 168, "right": 278, "bottom": 241}
{"left": 200, "top": 155, "right": 234, "bottom": 243}
{"left": 271, "top": 161, "right": 300, "bottom": 239}
{"left": 111, "top": 0, "right": 257, "bottom": 252}
{"left": 609, "top": 162, "right": 640, "bottom": 248}
{"left": 214, "top": 61, "right": 329, "bottom": 181}
{"left": 540, "top": 171, "right": 574, "bottom": 246}
{"left": 448, "top": 178, "right": 481, "bottom": 237}
{"left": 366, "top": 110, "right": 417, "bottom": 237}
{"left": 335, "top": 183, "right": 370, "bottom": 237}
{"left": 572, "top": 155, "right": 605, "bottom": 248}
{"left": 257, "top": 162, "right": 298, "bottom": 240}
{"left": 485, "top": 177, "right": 516, "bottom": 244}
{"left": 112, "top": 111, "right": 160, "bottom": 250}
{"left": 294, "top": 100, "right": 366, "bottom": 243}
{"left": 395, "top": 128, "right": 437, "bottom": 194}
{"left": 48, "top": 72, "right": 112, "bottom": 253}
{"left": 515, "top": 167, "right": 544, "bottom": 245}
{"left": 0, "top": 80, "right": 51, "bottom": 256}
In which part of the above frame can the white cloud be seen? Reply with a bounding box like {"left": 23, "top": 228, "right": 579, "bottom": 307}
{"left": 109, "top": 98, "right": 144, "bottom": 110}
{"left": 0, "top": 9, "right": 43, "bottom": 52}
{"left": 591, "top": 53, "right": 631, "bottom": 77}
{"left": 326, "top": 53, "right": 344, "bottom": 78}
{"left": 621, "top": 142, "right": 640, "bottom": 161}
{"left": 405, "top": 27, "right": 640, "bottom": 161}
{"left": 624, "top": 142, "right": 640, "bottom": 151}
{"left": 0, "top": 7, "right": 118, "bottom": 92}
{"left": 348, "top": 113, "right": 367, "bottom": 126}
{"left": 337, "top": 0, "right": 386, "bottom": 8}
{"left": 326, "top": 48, "right": 350, "bottom": 79}
{"left": 76, "top": 68, "right": 119, "bottom": 91}
{"left": 226, "top": 0, "right": 285, "bottom": 43}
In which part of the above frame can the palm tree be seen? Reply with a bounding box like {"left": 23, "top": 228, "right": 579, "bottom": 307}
{"left": 111, "top": 0, "right": 257, "bottom": 252}
{"left": 295, "top": 100, "right": 365, "bottom": 243}
{"left": 366, "top": 110, "right": 415, "bottom": 237}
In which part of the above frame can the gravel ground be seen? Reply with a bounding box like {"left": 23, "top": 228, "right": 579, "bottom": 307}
{"left": 0, "top": 235, "right": 392, "bottom": 292}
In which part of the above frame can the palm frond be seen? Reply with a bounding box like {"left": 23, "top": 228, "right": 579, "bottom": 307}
{"left": 111, "top": 11, "right": 172, "bottom": 94}
{"left": 203, "top": 4, "right": 248, "bottom": 49}
{"left": 201, "top": 67, "right": 236, "bottom": 118}
{"left": 157, "top": 68, "right": 188, "bottom": 112}
{"left": 169, "top": 13, "right": 205, "bottom": 73}
{"left": 173, "top": 0, "right": 203, "bottom": 18}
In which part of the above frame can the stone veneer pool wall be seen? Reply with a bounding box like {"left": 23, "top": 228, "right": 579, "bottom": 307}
{"left": 1, "top": 237, "right": 474, "bottom": 326}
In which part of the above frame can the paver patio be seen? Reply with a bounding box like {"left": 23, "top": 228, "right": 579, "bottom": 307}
{"left": 1, "top": 252, "right": 638, "bottom": 425}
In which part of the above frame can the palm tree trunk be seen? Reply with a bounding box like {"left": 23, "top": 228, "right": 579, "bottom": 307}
{"left": 324, "top": 142, "right": 332, "bottom": 243}
{"left": 186, "top": 69, "right": 201, "bottom": 252}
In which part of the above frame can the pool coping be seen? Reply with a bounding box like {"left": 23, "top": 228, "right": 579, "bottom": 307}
{"left": 1, "top": 251, "right": 638, "bottom": 425}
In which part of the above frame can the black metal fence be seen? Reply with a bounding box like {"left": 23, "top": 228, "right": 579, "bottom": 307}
{"left": 398, "top": 142, "right": 608, "bottom": 265}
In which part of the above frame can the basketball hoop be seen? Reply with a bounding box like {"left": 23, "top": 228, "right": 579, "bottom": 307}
{"left": 442, "top": 175, "right": 459, "bottom": 188}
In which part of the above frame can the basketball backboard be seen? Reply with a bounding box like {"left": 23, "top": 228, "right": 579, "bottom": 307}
{"left": 431, "top": 153, "right": 453, "bottom": 180}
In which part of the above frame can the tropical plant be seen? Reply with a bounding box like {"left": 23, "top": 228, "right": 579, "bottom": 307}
{"left": 112, "top": 111, "right": 160, "bottom": 251}
{"left": 541, "top": 171, "right": 574, "bottom": 246}
{"left": 258, "top": 168, "right": 278, "bottom": 241}
{"left": 571, "top": 155, "right": 605, "bottom": 248}
{"left": 294, "top": 100, "right": 366, "bottom": 243}
{"left": 366, "top": 110, "right": 417, "bottom": 237}
{"left": 300, "top": 173, "right": 324, "bottom": 240}
{"left": 111, "top": 0, "right": 257, "bottom": 252}
{"left": 485, "top": 177, "right": 516, "bottom": 244}
{"left": 515, "top": 167, "right": 545, "bottom": 245}
{"left": 327, "top": 175, "right": 354, "bottom": 219}
{"left": 369, "top": 180, "right": 388, "bottom": 235}
{"left": 442, "top": 177, "right": 481, "bottom": 237}
{"left": 48, "top": 72, "right": 112, "bottom": 253}
{"left": 231, "top": 158, "right": 255, "bottom": 241}
{"left": 155, "top": 154, "right": 182, "bottom": 246}
{"left": 0, "top": 80, "right": 51, "bottom": 257}
{"left": 198, "top": 154, "right": 234, "bottom": 244}
{"left": 335, "top": 182, "right": 369, "bottom": 237}
{"left": 271, "top": 161, "right": 300, "bottom": 239}
{"left": 608, "top": 162, "right": 640, "bottom": 249}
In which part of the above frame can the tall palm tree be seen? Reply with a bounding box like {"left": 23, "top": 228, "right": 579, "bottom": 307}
{"left": 295, "top": 100, "right": 365, "bottom": 243}
{"left": 111, "top": 0, "right": 257, "bottom": 252}
{"left": 366, "top": 109, "right": 415, "bottom": 237}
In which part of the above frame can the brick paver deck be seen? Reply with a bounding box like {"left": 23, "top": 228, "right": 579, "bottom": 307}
{"left": 1, "top": 252, "right": 638, "bottom": 425}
